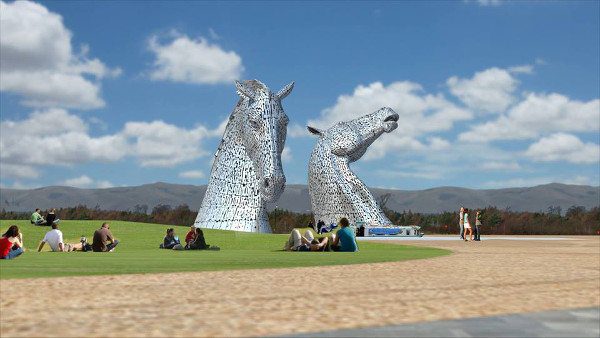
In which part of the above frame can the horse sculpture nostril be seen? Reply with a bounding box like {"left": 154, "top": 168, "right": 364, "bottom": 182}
{"left": 264, "top": 178, "right": 270, "bottom": 188}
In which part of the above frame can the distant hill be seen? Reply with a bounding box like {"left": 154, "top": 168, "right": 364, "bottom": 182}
{"left": 1, "top": 182, "right": 598, "bottom": 214}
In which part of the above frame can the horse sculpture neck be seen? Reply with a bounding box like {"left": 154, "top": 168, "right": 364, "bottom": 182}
{"left": 307, "top": 107, "right": 398, "bottom": 226}
{"left": 195, "top": 105, "right": 271, "bottom": 233}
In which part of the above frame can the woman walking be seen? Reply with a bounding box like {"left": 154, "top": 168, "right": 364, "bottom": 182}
{"left": 459, "top": 206, "right": 464, "bottom": 240}
{"left": 463, "top": 208, "right": 472, "bottom": 241}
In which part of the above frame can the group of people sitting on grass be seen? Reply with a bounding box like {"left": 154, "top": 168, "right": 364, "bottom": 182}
{"left": 160, "top": 226, "right": 220, "bottom": 251}
{"left": 284, "top": 217, "right": 358, "bottom": 252}
{"left": 30, "top": 208, "right": 60, "bottom": 226}
{"left": 2, "top": 216, "right": 357, "bottom": 260}
{"left": 0, "top": 222, "right": 120, "bottom": 260}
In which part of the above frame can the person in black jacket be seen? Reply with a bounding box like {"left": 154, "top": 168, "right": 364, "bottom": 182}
{"left": 186, "top": 227, "right": 219, "bottom": 251}
{"left": 162, "top": 228, "right": 183, "bottom": 250}
{"left": 45, "top": 209, "right": 60, "bottom": 227}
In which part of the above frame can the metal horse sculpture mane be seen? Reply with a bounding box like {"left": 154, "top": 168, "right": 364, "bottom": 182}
{"left": 195, "top": 80, "right": 294, "bottom": 233}
{"left": 307, "top": 107, "right": 399, "bottom": 226}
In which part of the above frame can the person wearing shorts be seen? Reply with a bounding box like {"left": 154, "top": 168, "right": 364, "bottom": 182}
{"left": 283, "top": 229, "right": 328, "bottom": 251}
{"left": 38, "top": 223, "right": 83, "bottom": 252}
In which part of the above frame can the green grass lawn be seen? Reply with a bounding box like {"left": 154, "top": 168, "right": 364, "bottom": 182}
{"left": 0, "top": 220, "right": 450, "bottom": 279}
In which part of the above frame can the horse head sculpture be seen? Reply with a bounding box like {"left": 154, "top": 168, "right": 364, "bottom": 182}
{"left": 195, "top": 80, "right": 294, "bottom": 232}
{"left": 307, "top": 107, "right": 399, "bottom": 226}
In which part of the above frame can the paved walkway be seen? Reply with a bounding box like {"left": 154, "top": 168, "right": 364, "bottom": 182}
{"left": 286, "top": 307, "right": 600, "bottom": 337}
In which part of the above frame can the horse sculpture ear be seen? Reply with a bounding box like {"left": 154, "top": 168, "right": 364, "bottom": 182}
{"left": 307, "top": 125, "right": 323, "bottom": 136}
{"left": 276, "top": 81, "right": 295, "bottom": 100}
{"left": 235, "top": 80, "right": 256, "bottom": 100}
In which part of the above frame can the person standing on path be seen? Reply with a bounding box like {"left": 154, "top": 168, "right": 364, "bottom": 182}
{"left": 474, "top": 210, "right": 482, "bottom": 241}
{"left": 459, "top": 206, "right": 464, "bottom": 240}
{"left": 463, "top": 208, "right": 472, "bottom": 241}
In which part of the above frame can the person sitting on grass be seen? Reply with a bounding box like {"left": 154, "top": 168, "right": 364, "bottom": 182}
{"left": 161, "top": 228, "right": 184, "bottom": 250}
{"left": 92, "top": 222, "right": 119, "bottom": 252}
{"left": 31, "top": 208, "right": 47, "bottom": 226}
{"left": 186, "top": 227, "right": 219, "bottom": 251}
{"left": 0, "top": 225, "right": 24, "bottom": 259}
{"left": 45, "top": 208, "right": 60, "bottom": 227}
{"left": 185, "top": 225, "right": 196, "bottom": 247}
{"left": 330, "top": 217, "right": 358, "bottom": 252}
{"left": 37, "top": 223, "right": 83, "bottom": 252}
{"left": 283, "top": 229, "right": 329, "bottom": 252}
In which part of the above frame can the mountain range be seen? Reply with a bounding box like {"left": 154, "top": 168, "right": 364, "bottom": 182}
{"left": 1, "top": 182, "right": 598, "bottom": 214}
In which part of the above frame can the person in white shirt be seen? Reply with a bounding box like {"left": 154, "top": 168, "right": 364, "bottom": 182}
{"left": 37, "top": 223, "right": 83, "bottom": 252}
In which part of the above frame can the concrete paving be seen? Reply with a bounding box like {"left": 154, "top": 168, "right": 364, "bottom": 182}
{"left": 283, "top": 307, "right": 600, "bottom": 337}
{"left": 357, "top": 236, "right": 578, "bottom": 241}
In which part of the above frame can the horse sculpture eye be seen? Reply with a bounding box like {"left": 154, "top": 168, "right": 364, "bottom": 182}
{"left": 249, "top": 119, "right": 261, "bottom": 130}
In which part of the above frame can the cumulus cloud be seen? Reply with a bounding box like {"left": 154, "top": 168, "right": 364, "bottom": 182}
{"left": 147, "top": 31, "right": 243, "bottom": 84}
{"left": 0, "top": 109, "right": 129, "bottom": 179}
{"left": 479, "top": 161, "right": 521, "bottom": 171}
{"left": 60, "top": 175, "right": 114, "bottom": 188}
{"left": 179, "top": 170, "right": 205, "bottom": 179}
{"left": 459, "top": 93, "right": 600, "bottom": 142}
{"left": 524, "top": 133, "right": 599, "bottom": 164}
{"left": 281, "top": 146, "right": 292, "bottom": 163}
{"left": 0, "top": 0, "right": 120, "bottom": 109}
{"left": 122, "top": 121, "right": 212, "bottom": 167}
{"left": 447, "top": 67, "right": 519, "bottom": 113}
{"left": 306, "top": 81, "right": 472, "bottom": 160}
{"left": 0, "top": 109, "right": 220, "bottom": 180}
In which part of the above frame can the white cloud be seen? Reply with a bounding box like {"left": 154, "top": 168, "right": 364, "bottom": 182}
{"left": 459, "top": 93, "right": 600, "bottom": 142}
{"left": 0, "top": 109, "right": 129, "bottom": 175}
{"left": 0, "top": 163, "right": 40, "bottom": 179}
{"left": 427, "top": 137, "right": 451, "bottom": 151}
{"left": 484, "top": 175, "right": 595, "bottom": 188}
{"left": 122, "top": 120, "right": 211, "bottom": 167}
{"left": 508, "top": 64, "right": 534, "bottom": 74}
{"left": 179, "top": 170, "right": 205, "bottom": 179}
{"left": 525, "top": 133, "right": 599, "bottom": 164}
{"left": 288, "top": 123, "right": 309, "bottom": 138}
{"left": 476, "top": 0, "right": 502, "bottom": 6}
{"left": 96, "top": 180, "right": 114, "bottom": 189}
{"left": 0, "top": 0, "right": 120, "bottom": 109}
{"left": 281, "top": 146, "right": 292, "bottom": 163}
{"left": 0, "top": 109, "right": 221, "bottom": 180}
{"left": 447, "top": 67, "right": 518, "bottom": 113}
{"left": 61, "top": 175, "right": 94, "bottom": 188}
{"left": 307, "top": 81, "right": 472, "bottom": 160}
{"left": 60, "top": 175, "right": 113, "bottom": 188}
{"left": 147, "top": 31, "right": 243, "bottom": 84}
{"left": 479, "top": 161, "right": 521, "bottom": 171}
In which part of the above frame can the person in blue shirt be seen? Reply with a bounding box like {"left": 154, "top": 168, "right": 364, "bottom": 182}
{"left": 331, "top": 217, "right": 358, "bottom": 252}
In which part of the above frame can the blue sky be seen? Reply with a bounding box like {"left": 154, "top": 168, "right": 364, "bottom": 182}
{"left": 1, "top": 0, "right": 599, "bottom": 190}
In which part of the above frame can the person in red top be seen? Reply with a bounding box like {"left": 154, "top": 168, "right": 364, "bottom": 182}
{"left": 0, "top": 225, "right": 24, "bottom": 260}
{"left": 185, "top": 225, "right": 196, "bottom": 247}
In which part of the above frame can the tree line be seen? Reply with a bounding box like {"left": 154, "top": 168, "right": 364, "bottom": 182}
{"left": 0, "top": 203, "right": 598, "bottom": 235}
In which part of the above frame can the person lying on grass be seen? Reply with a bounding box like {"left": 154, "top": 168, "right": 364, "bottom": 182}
{"left": 284, "top": 229, "right": 329, "bottom": 252}
{"left": 161, "top": 228, "right": 184, "bottom": 250}
{"left": 186, "top": 227, "right": 220, "bottom": 251}
{"left": 37, "top": 223, "right": 83, "bottom": 252}
{"left": 92, "top": 222, "right": 119, "bottom": 252}
{"left": 0, "top": 225, "right": 24, "bottom": 260}
{"left": 330, "top": 217, "right": 358, "bottom": 252}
